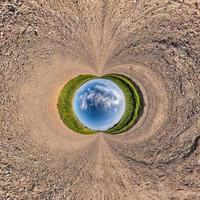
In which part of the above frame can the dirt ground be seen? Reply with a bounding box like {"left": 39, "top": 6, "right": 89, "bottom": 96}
{"left": 1, "top": 0, "right": 200, "bottom": 199}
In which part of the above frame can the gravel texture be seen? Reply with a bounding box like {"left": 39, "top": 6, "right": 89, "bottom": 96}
{"left": 1, "top": 0, "right": 200, "bottom": 199}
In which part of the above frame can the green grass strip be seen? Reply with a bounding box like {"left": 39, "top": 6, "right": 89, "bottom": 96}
{"left": 103, "top": 74, "right": 143, "bottom": 134}
{"left": 57, "top": 75, "right": 96, "bottom": 134}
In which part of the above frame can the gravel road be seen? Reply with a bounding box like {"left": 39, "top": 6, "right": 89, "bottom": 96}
{"left": 1, "top": 0, "right": 200, "bottom": 199}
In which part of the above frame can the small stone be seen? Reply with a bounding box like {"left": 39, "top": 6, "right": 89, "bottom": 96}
{"left": 195, "top": 2, "right": 199, "bottom": 9}
{"left": 8, "top": 4, "right": 17, "bottom": 13}
{"left": 34, "top": 29, "right": 38, "bottom": 36}
{"left": 18, "top": 188, "right": 24, "bottom": 192}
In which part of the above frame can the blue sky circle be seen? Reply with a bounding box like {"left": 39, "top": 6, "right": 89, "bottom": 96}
{"left": 73, "top": 78, "right": 125, "bottom": 131}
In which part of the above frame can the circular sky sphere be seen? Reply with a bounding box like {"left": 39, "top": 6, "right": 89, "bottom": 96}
{"left": 73, "top": 78, "right": 125, "bottom": 131}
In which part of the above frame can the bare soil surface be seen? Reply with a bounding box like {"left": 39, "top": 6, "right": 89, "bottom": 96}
{"left": 1, "top": 0, "right": 200, "bottom": 199}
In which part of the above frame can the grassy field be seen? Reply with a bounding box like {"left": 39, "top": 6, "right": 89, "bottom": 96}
{"left": 57, "top": 75, "right": 96, "bottom": 134}
{"left": 103, "top": 74, "right": 143, "bottom": 134}
{"left": 57, "top": 74, "right": 143, "bottom": 134}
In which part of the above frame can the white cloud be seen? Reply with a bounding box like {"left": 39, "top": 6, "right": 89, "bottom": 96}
{"left": 79, "top": 86, "right": 123, "bottom": 111}
{"left": 79, "top": 94, "right": 88, "bottom": 110}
